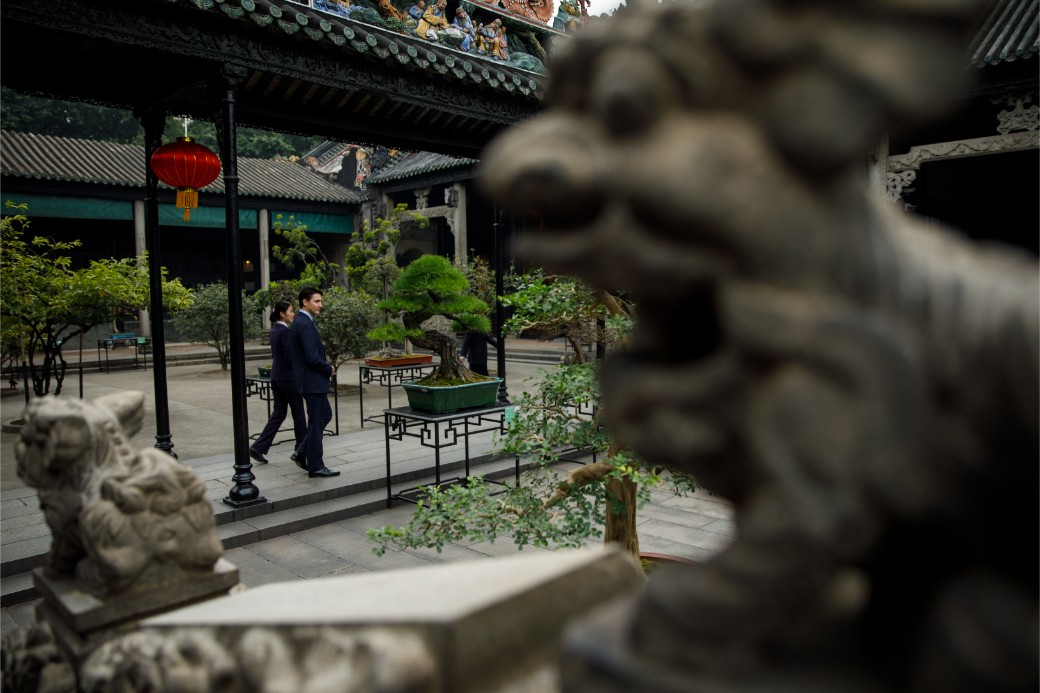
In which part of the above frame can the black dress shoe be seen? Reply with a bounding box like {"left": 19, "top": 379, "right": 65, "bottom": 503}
{"left": 290, "top": 451, "right": 307, "bottom": 471}
{"left": 308, "top": 467, "right": 341, "bottom": 478}
{"left": 249, "top": 448, "right": 269, "bottom": 464}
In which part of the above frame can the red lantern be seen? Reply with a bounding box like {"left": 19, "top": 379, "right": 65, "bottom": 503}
{"left": 149, "top": 137, "right": 221, "bottom": 222}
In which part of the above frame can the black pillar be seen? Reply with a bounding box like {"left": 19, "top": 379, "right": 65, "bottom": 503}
{"left": 219, "top": 65, "right": 265, "bottom": 508}
{"left": 492, "top": 213, "right": 509, "bottom": 403}
{"left": 141, "top": 112, "right": 177, "bottom": 458}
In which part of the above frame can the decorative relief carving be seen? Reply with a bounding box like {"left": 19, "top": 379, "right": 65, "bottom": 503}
{"left": 889, "top": 131, "right": 1040, "bottom": 171}
{"left": 994, "top": 91, "right": 1039, "bottom": 134}
{"left": 414, "top": 186, "right": 432, "bottom": 209}
{"left": 885, "top": 170, "right": 917, "bottom": 203}
{"left": 79, "top": 626, "right": 436, "bottom": 693}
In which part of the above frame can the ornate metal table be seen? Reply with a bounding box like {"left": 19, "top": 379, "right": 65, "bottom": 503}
{"left": 245, "top": 374, "right": 340, "bottom": 440}
{"left": 358, "top": 363, "right": 438, "bottom": 427}
{"left": 383, "top": 403, "right": 518, "bottom": 507}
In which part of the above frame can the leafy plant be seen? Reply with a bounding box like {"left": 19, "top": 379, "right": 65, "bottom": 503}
{"left": 271, "top": 214, "right": 339, "bottom": 290}
{"left": 316, "top": 286, "right": 383, "bottom": 367}
{"left": 345, "top": 203, "right": 427, "bottom": 294}
{"left": 369, "top": 272, "right": 697, "bottom": 562}
{"left": 0, "top": 202, "right": 191, "bottom": 396}
{"left": 170, "top": 282, "right": 263, "bottom": 370}
{"left": 367, "top": 255, "right": 490, "bottom": 383}
{"left": 456, "top": 255, "right": 515, "bottom": 313}
{"left": 346, "top": 203, "right": 429, "bottom": 358}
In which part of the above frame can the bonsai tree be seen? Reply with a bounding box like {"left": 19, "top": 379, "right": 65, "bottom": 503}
{"left": 369, "top": 271, "right": 698, "bottom": 562}
{"left": 367, "top": 254, "right": 491, "bottom": 384}
{"left": 171, "top": 282, "right": 263, "bottom": 370}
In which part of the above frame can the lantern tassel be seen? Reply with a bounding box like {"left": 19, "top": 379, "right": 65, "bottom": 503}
{"left": 176, "top": 188, "right": 199, "bottom": 223}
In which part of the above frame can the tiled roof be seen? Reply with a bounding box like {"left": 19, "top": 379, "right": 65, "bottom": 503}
{"left": 969, "top": 0, "right": 1039, "bottom": 66}
{"left": 166, "top": 0, "right": 547, "bottom": 98}
{"left": 366, "top": 150, "right": 476, "bottom": 184}
{"left": 0, "top": 130, "right": 362, "bottom": 204}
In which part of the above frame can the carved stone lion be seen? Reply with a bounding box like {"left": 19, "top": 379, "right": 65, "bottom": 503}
{"left": 481, "top": 0, "right": 1038, "bottom": 689}
{"left": 16, "top": 392, "right": 223, "bottom": 597}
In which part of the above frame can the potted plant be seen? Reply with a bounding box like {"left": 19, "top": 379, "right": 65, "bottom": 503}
{"left": 369, "top": 271, "right": 700, "bottom": 566}
{"left": 367, "top": 254, "right": 499, "bottom": 413}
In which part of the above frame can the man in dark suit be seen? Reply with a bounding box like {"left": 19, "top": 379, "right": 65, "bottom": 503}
{"left": 460, "top": 331, "right": 498, "bottom": 376}
{"left": 289, "top": 287, "right": 340, "bottom": 478}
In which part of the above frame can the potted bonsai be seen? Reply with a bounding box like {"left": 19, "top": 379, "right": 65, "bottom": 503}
{"left": 369, "top": 271, "right": 700, "bottom": 567}
{"left": 367, "top": 254, "right": 499, "bottom": 413}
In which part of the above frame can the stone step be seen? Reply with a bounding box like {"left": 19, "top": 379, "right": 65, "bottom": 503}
{"left": 0, "top": 454, "right": 534, "bottom": 607}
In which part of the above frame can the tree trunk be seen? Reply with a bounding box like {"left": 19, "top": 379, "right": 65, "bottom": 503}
{"left": 602, "top": 441, "right": 639, "bottom": 560}
{"left": 413, "top": 330, "right": 477, "bottom": 382}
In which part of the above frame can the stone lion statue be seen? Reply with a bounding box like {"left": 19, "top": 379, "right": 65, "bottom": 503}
{"left": 481, "top": 0, "right": 1038, "bottom": 689}
{"left": 16, "top": 392, "right": 223, "bottom": 597}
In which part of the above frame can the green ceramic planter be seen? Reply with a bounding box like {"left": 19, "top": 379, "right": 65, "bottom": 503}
{"left": 401, "top": 378, "right": 502, "bottom": 414}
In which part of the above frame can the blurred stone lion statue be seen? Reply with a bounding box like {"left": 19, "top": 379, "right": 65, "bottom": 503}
{"left": 482, "top": 0, "right": 1038, "bottom": 689}
{"left": 16, "top": 392, "right": 223, "bottom": 597}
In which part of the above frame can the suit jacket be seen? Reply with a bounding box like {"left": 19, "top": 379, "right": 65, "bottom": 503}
{"left": 460, "top": 332, "right": 497, "bottom": 365}
{"left": 269, "top": 323, "right": 294, "bottom": 381}
{"left": 289, "top": 311, "right": 333, "bottom": 394}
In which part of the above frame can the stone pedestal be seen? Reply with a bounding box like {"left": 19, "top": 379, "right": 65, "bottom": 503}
{"left": 83, "top": 547, "right": 644, "bottom": 692}
{"left": 34, "top": 558, "right": 239, "bottom": 665}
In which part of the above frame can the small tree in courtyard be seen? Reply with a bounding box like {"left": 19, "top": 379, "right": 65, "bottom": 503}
{"left": 0, "top": 203, "right": 191, "bottom": 397}
{"left": 271, "top": 214, "right": 339, "bottom": 290}
{"left": 347, "top": 203, "right": 428, "bottom": 358}
{"left": 344, "top": 203, "right": 428, "bottom": 294}
{"left": 369, "top": 271, "right": 698, "bottom": 562}
{"left": 316, "top": 286, "right": 382, "bottom": 369}
{"left": 171, "top": 282, "right": 263, "bottom": 370}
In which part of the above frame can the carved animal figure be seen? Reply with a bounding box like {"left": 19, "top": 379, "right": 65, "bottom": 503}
{"left": 482, "top": 0, "right": 1038, "bottom": 689}
{"left": 378, "top": 0, "right": 403, "bottom": 22}
{"left": 16, "top": 393, "right": 223, "bottom": 597}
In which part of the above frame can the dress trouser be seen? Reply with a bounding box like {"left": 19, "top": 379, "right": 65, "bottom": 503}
{"left": 252, "top": 380, "right": 306, "bottom": 454}
{"left": 299, "top": 392, "right": 333, "bottom": 472}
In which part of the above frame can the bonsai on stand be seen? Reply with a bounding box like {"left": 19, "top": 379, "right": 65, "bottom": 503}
{"left": 367, "top": 255, "right": 499, "bottom": 412}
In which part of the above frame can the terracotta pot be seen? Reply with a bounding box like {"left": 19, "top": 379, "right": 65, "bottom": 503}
{"left": 639, "top": 552, "right": 696, "bottom": 575}
{"left": 364, "top": 354, "right": 434, "bottom": 367}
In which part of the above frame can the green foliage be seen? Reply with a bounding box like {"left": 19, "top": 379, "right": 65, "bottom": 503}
{"left": 375, "top": 255, "right": 490, "bottom": 334}
{"left": 1, "top": 88, "right": 141, "bottom": 143}
{"left": 497, "top": 362, "right": 607, "bottom": 460}
{"left": 370, "top": 255, "right": 491, "bottom": 381}
{"left": 271, "top": 214, "right": 339, "bottom": 290}
{"left": 501, "top": 270, "right": 629, "bottom": 354}
{"left": 368, "top": 453, "right": 694, "bottom": 555}
{"left": 315, "top": 286, "right": 382, "bottom": 366}
{"left": 251, "top": 281, "right": 299, "bottom": 316}
{"left": 369, "top": 270, "right": 697, "bottom": 559}
{"left": 0, "top": 202, "right": 190, "bottom": 395}
{"left": 0, "top": 89, "right": 322, "bottom": 157}
{"left": 456, "top": 255, "right": 516, "bottom": 311}
{"left": 345, "top": 203, "right": 427, "bottom": 293}
{"left": 368, "top": 474, "right": 604, "bottom": 554}
{"left": 171, "top": 282, "right": 263, "bottom": 370}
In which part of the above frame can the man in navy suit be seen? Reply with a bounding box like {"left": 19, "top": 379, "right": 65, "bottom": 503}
{"left": 289, "top": 287, "right": 340, "bottom": 478}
